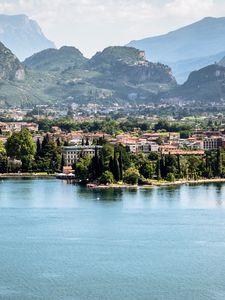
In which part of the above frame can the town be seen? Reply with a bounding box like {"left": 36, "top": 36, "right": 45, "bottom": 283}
{"left": 0, "top": 109, "right": 225, "bottom": 185}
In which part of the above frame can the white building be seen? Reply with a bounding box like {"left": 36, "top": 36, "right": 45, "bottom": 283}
{"left": 63, "top": 145, "right": 102, "bottom": 166}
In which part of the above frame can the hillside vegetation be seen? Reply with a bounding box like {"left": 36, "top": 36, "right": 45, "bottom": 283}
{"left": 0, "top": 45, "right": 176, "bottom": 107}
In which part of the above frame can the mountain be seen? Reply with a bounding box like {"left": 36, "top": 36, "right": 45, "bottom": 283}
{"left": 0, "top": 46, "right": 176, "bottom": 107}
{"left": 0, "top": 14, "right": 55, "bottom": 60}
{"left": 166, "top": 64, "right": 225, "bottom": 101}
{"left": 127, "top": 17, "right": 225, "bottom": 83}
{"left": 24, "top": 46, "right": 88, "bottom": 71}
{"left": 88, "top": 46, "right": 175, "bottom": 84}
{"left": 0, "top": 41, "right": 59, "bottom": 106}
{"left": 0, "top": 41, "right": 25, "bottom": 81}
{"left": 40, "top": 46, "right": 176, "bottom": 106}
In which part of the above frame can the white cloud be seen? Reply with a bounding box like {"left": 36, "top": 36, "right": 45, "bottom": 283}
{"left": 165, "top": 0, "right": 214, "bottom": 17}
{"left": 0, "top": 0, "right": 225, "bottom": 56}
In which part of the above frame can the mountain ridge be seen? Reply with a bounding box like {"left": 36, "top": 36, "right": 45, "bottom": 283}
{"left": 0, "top": 45, "right": 176, "bottom": 106}
{"left": 24, "top": 46, "right": 88, "bottom": 71}
{"left": 0, "top": 41, "right": 25, "bottom": 81}
{"left": 127, "top": 16, "right": 225, "bottom": 83}
{"left": 0, "top": 14, "right": 55, "bottom": 60}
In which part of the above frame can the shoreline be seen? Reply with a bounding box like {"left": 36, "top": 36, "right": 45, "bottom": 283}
{"left": 0, "top": 173, "right": 56, "bottom": 179}
{"left": 0, "top": 174, "right": 225, "bottom": 187}
{"left": 87, "top": 178, "right": 225, "bottom": 189}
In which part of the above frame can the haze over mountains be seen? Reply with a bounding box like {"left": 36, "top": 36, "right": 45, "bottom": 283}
{"left": 128, "top": 17, "right": 225, "bottom": 83}
{"left": 1, "top": 14, "right": 225, "bottom": 107}
{"left": 0, "top": 14, "right": 55, "bottom": 61}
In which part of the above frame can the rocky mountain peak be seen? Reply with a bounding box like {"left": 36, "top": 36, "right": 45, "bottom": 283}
{"left": 0, "top": 41, "right": 25, "bottom": 81}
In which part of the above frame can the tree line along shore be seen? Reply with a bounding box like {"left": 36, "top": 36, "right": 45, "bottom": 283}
{"left": 0, "top": 127, "right": 225, "bottom": 187}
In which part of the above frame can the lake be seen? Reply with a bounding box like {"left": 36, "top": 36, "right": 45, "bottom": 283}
{"left": 0, "top": 179, "right": 225, "bottom": 299}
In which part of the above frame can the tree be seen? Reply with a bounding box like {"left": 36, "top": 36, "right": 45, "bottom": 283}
{"left": 159, "top": 156, "right": 166, "bottom": 178}
{"left": 100, "top": 171, "right": 114, "bottom": 184}
{"left": 164, "top": 155, "right": 178, "bottom": 178}
{"left": 6, "top": 129, "right": 36, "bottom": 171}
{"left": 37, "top": 134, "right": 61, "bottom": 172}
{"left": 113, "top": 150, "right": 120, "bottom": 182}
{"left": 0, "top": 154, "right": 7, "bottom": 173}
{"left": 118, "top": 150, "right": 123, "bottom": 180}
{"left": 75, "top": 155, "right": 92, "bottom": 182}
{"left": 139, "top": 160, "right": 154, "bottom": 179}
{"left": 89, "top": 147, "right": 103, "bottom": 180}
{"left": 0, "top": 140, "right": 6, "bottom": 154}
{"left": 177, "top": 155, "right": 181, "bottom": 178}
{"left": 0, "top": 140, "right": 7, "bottom": 173}
{"left": 216, "top": 148, "right": 223, "bottom": 177}
{"left": 156, "top": 158, "right": 161, "bottom": 180}
{"left": 166, "top": 173, "right": 175, "bottom": 182}
{"left": 36, "top": 138, "right": 41, "bottom": 159}
{"left": 60, "top": 154, "right": 65, "bottom": 171}
{"left": 109, "top": 156, "right": 114, "bottom": 174}
{"left": 187, "top": 156, "right": 202, "bottom": 180}
{"left": 154, "top": 119, "right": 170, "bottom": 131}
{"left": 123, "top": 167, "right": 140, "bottom": 185}
{"left": 21, "top": 154, "right": 33, "bottom": 172}
{"left": 56, "top": 138, "right": 61, "bottom": 148}
{"left": 38, "top": 119, "right": 53, "bottom": 132}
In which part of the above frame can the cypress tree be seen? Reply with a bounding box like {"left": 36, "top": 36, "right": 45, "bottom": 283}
{"left": 41, "top": 135, "right": 47, "bottom": 151}
{"left": 177, "top": 155, "right": 181, "bottom": 178}
{"left": 156, "top": 158, "right": 161, "bottom": 180}
{"left": 160, "top": 155, "right": 166, "bottom": 179}
{"left": 0, "top": 154, "right": 8, "bottom": 173}
{"left": 118, "top": 150, "right": 123, "bottom": 181}
{"left": 60, "top": 154, "right": 65, "bottom": 171}
{"left": 36, "top": 138, "right": 41, "bottom": 159}
{"left": 95, "top": 147, "right": 100, "bottom": 178}
{"left": 41, "top": 134, "right": 50, "bottom": 156}
{"left": 109, "top": 156, "right": 114, "bottom": 174}
{"left": 113, "top": 150, "right": 120, "bottom": 182}
{"left": 216, "top": 148, "right": 222, "bottom": 177}
{"left": 90, "top": 147, "right": 101, "bottom": 180}
{"left": 99, "top": 153, "right": 104, "bottom": 177}
{"left": 206, "top": 152, "right": 212, "bottom": 178}
{"left": 56, "top": 138, "right": 61, "bottom": 147}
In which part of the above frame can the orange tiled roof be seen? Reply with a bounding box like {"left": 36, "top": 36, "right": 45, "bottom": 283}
{"left": 162, "top": 150, "right": 205, "bottom": 155}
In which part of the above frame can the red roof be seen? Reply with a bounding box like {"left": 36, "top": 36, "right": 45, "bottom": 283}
{"left": 162, "top": 150, "right": 205, "bottom": 155}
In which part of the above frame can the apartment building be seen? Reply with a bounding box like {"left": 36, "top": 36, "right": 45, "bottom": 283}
{"left": 203, "top": 137, "right": 223, "bottom": 150}
{"left": 63, "top": 145, "right": 102, "bottom": 166}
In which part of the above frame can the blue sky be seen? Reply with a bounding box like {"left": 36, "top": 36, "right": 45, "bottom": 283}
{"left": 0, "top": 0, "right": 225, "bottom": 56}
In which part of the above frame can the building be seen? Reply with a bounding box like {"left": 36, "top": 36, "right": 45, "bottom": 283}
{"left": 5, "top": 122, "right": 38, "bottom": 132}
{"left": 203, "top": 137, "right": 223, "bottom": 150}
{"left": 63, "top": 166, "right": 74, "bottom": 174}
{"left": 162, "top": 150, "right": 205, "bottom": 156}
{"left": 63, "top": 145, "right": 102, "bottom": 166}
{"left": 169, "top": 132, "right": 180, "bottom": 143}
{"left": 159, "top": 145, "right": 178, "bottom": 153}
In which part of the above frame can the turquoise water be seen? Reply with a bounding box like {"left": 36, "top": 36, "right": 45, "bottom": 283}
{"left": 0, "top": 180, "right": 225, "bottom": 299}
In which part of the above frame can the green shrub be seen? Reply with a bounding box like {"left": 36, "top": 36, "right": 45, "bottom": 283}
{"left": 166, "top": 173, "right": 175, "bottom": 182}
{"left": 100, "top": 171, "right": 114, "bottom": 184}
{"left": 124, "top": 167, "right": 140, "bottom": 185}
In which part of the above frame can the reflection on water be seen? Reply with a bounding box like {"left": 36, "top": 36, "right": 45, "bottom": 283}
{"left": 0, "top": 179, "right": 225, "bottom": 299}
{"left": 76, "top": 185, "right": 123, "bottom": 202}
{"left": 0, "top": 179, "right": 225, "bottom": 209}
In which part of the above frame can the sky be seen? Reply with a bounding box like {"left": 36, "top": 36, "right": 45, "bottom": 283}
{"left": 1, "top": 0, "right": 225, "bottom": 57}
